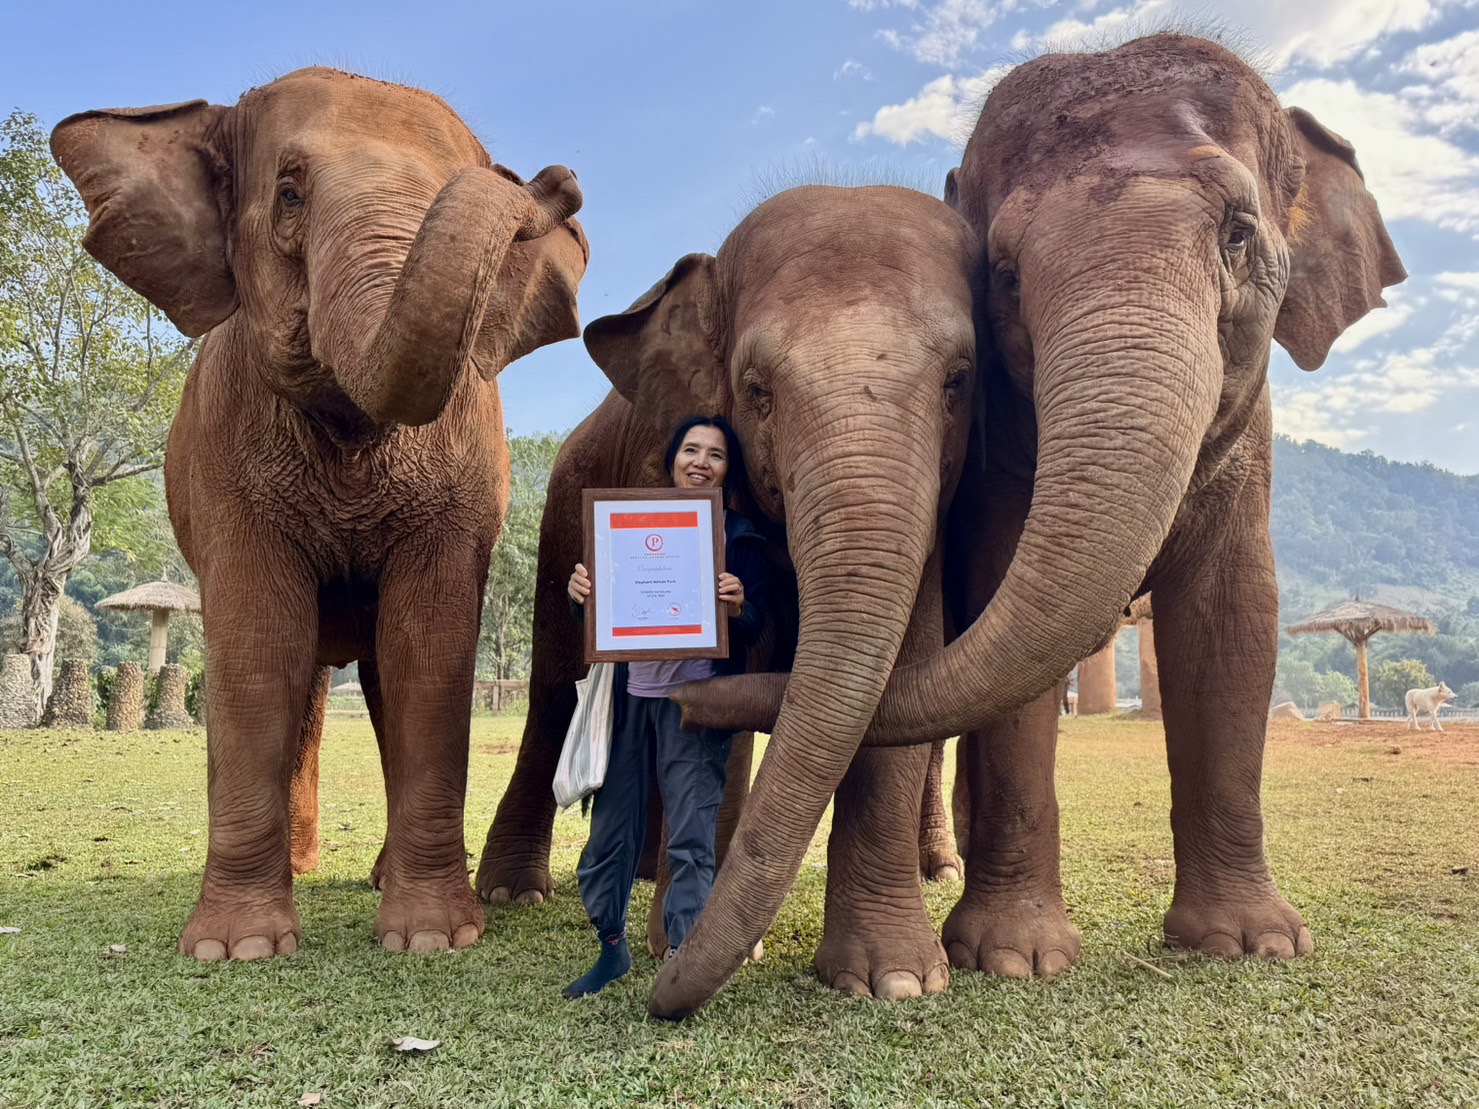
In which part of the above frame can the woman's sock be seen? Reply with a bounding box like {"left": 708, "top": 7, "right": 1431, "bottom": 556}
{"left": 562, "top": 932, "right": 632, "bottom": 999}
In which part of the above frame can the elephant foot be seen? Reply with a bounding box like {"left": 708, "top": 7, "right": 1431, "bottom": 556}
{"left": 474, "top": 839, "right": 554, "bottom": 906}
{"left": 375, "top": 877, "right": 485, "bottom": 953}
{"left": 814, "top": 918, "right": 949, "bottom": 1001}
{"left": 179, "top": 892, "right": 302, "bottom": 961}
{"left": 920, "top": 841, "right": 963, "bottom": 883}
{"left": 943, "top": 893, "right": 1081, "bottom": 978}
{"left": 1164, "top": 884, "right": 1313, "bottom": 960}
{"left": 368, "top": 844, "right": 386, "bottom": 890}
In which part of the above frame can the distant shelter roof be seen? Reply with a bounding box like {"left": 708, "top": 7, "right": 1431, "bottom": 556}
{"left": 96, "top": 580, "right": 202, "bottom": 614}
{"left": 1286, "top": 600, "right": 1435, "bottom": 642}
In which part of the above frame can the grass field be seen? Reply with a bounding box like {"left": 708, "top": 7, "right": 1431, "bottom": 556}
{"left": 3, "top": 715, "right": 1478, "bottom": 1108}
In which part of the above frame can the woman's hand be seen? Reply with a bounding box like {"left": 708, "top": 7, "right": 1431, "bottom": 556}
{"left": 568, "top": 562, "right": 592, "bottom": 606}
{"left": 718, "top": 572, "right": 745, "bottom": 617}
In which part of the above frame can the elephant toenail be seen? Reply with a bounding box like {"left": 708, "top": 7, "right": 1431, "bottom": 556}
{"left": 1036, "top": 949, "right": 1073, "bottom": 977}
{"left": 232, "top": 936, "right": 275, "bottom": 961}
{"left": 982, "top": 948, "right": 1033, "bottom": 979}
{"left": 924, "top": 963, "right": 951, "bottom": 994}
{"left": 192, "top": 939, "right": 227, "bottom": 962}
{"left": 875, "top": 972, "right": 923, "bottom": 1001}
{"left": 514, "top": 889, "right": 545, "bottom": 906}
{"left": 277, "top": 933, "right": 298, "bottom": 956}
{"left": 946, "top": 941, "right": 979, "bottom": 971}
{"left": 381, "top": 930, "right": 406, "bottom": 952}
{"left": 452, "top": 924, "right": 480, "bottom": 949}
{"left": 408, "top": 930, "right": 450, "bottom": 953}
{"left": 831, "top": 972, "right": 871, "bottom": 997}
{"left": 485, "top": 886, "right": 510, "bottom": 904}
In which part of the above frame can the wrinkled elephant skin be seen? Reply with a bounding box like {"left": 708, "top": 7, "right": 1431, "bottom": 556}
{"left": 51, "top": 68, "right": 587, "bottom": 960}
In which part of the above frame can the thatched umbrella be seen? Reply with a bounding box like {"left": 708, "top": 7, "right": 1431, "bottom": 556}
{"left": 97, "top": 580, "right": 202, "bottom": 674}
{"left": 1286, "top": 601, "right": 1435, "bottom": 720}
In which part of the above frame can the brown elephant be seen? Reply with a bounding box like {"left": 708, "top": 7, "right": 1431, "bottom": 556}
{"left": 478, "top": 183, "right": 978, "bottom": 997}
{"left": 669, "top": 32, "right": 1404, "bottom": 1016}
{"left": 50, "top": 68, "right": 588, "bottom": 960}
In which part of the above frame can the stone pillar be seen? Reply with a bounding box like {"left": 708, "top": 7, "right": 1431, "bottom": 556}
{"left": 42, "top": 659, "right": 93, "bottom": 728}
{"left": 1137, "top": 618, "right": 1162, "bottom": 721}
{"left": 0, "top": 653, "right": 36, "bottom": 728}
{"left": 147, "top": 663, "right": 194, "bottom": 729}
{"left": 107, "top": 662, "right": 145, "bottom": 731}
{"left": 1077, "top": 634, "right": 1118, "bottom": 715}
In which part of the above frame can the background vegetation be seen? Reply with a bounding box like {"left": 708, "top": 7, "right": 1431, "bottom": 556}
{"left": 3, "top": 715, "right": 1476, "bottom": 1107}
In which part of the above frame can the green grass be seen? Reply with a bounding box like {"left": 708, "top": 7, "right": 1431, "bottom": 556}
{"left": 2, "top": 717, "right": 1477, "bottom": 1107}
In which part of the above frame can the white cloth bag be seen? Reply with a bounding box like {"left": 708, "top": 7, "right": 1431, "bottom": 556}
{"left": 552, "top": 661, "right": 616, "bottom": 810}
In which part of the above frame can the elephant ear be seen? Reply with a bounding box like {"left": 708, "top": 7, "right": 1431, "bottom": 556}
{"left": 583, "top": 253, "right": 727, "bottom": 431}
{"left": 50, "top": 101, "right": 236, "bottom": 338}
{"left": 474, "top": 168, "right": 590, "bottom": 377}
{"left": 1274, "top": 107, "right": 1407, "bottom": 371}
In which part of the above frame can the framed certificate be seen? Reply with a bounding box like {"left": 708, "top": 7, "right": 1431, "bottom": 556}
{"left": 583, "top": 488, "right": 728, "bottom": 663}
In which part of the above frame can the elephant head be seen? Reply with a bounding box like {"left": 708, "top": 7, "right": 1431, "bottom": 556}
{"left": 679, "top": 33, "right": 1405, "bottom": 746}
{"left": 50, "top": 67, "right": 588, "bottom": 428}
{"left": 584, "top": 185, "right": 980, "bottom": 1016}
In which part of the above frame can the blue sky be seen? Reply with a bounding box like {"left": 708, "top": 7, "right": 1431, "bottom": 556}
{"left": 7, "top": 0, "right": 1478, "bottom": 472}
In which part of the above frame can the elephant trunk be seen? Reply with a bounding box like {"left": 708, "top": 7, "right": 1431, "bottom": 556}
{"left": 651, "top": 406, "right": 942, "bottom": 1017}
{"left": 312, "top": 165, "right": 580, "bottom": 426}
{"left": 675, "top": 241, "right": 1223, "bottom": 743}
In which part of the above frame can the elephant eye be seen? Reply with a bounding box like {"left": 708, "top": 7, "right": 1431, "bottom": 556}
{"left": 1222, "top": 215, "right": 1256, "bottom": 254}
{"left": 278, "top": 182, "right": 305, "bottom": 209}
{"left": 993, "top": 266, "right": 1019, "bottom": 295}
{"left": 747, "top": 383, "right": 774, "bottom": 420}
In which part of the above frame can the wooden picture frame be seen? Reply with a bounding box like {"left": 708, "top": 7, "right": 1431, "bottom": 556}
{"left": 582, "top": 488, "right": 729, "bottom": 663}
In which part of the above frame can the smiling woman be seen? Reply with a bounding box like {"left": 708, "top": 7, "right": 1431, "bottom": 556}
{"left": 561, "top": 415, "right": 770, "bottom": 998}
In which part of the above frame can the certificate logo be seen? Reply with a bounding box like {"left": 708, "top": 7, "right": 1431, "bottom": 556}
{"left": 645, "top": 533, "right": 664, "bottom": 553}
{"left": 667, "top": 604, "right": 682, "bottom": 617}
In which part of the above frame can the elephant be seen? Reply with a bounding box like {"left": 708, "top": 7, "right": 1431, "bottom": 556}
{"left": 476, "top": 183, "right": 978, "bottom": 996}
{"left": 669, "top": 32, "right": 1404, "bottom": 1015}
{"left": 50, "top": 67, "right": 588, "bottom": 960}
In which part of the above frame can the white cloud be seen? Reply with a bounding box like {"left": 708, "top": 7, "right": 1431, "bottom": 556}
{"left": 1434, "top": 273, "right": 1479, "bottom": 306}
{"left": 1280, "top": 78, "right": 1479, "bottom": 235}
{"left": 852, "top": 65, "right": 1011, "bottom": 145}
{"left": 863, "top": 0, "right": 1445, "bottom": 70}
{"left": 1399, "top": 28, "right": 1479, "bottom": 134}
{"left": 835, "top": 59, "right": 874, "bottom": 81}
{"left": 752, "top": 105, "right": 776, "bottom": 125}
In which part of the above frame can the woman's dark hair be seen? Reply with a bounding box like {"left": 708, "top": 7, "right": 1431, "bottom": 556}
{"left": 664, "top": 415, "right": 750, "bottom": 510}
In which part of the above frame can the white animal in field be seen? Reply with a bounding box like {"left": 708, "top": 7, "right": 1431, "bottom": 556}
{"left": 1405, "top": 682, "right": 1456, "bottom": 731}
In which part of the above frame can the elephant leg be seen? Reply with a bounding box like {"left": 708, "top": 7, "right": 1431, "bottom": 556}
{"left": 942, "top": 690, "right": 1079, "bottom": 978}
{"left": 361, "top": 655, "right": 392, "bottom": 891}
{"left": 475, "top": 514, "right": 585, "bottom": 905}
{"left": 814, "top": 549, "right": 949, "bottom": 1000}
{"left": 814, "top": 743, "right": 950, "bottom": 999}
{"left": 645, "top": 731, "right": 759, "bottom": 959}
{"left": 1155, "top": 492, "right": 1312, "bottom": 960}
{"left": 289, "top": 666, "right": 332, "bottom": 875}
{"left": 179, "top": 550, "right": 318, "bottom": 961}
{"left": 371, "top": 543, "right": 486, "bottom": 952}
{"left": 951, "top": 743, "right": 971, "bottom": 862}
{"left": 918, "top": 738, "right": 962, "bottom": 881}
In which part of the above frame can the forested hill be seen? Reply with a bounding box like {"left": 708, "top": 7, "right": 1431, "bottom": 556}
{"left": 1270, "top": 436, "right": 1479, "bottom": 606}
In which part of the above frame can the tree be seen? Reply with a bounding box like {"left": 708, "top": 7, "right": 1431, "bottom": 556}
{"left": 1371, "top": 659, "right": 1435, "bottom": 711}
{"left": 0, "top": 111, "right": 191, "bottom": 718}
{"left": 480, "top": 432, "right": 564, "bottom": 682}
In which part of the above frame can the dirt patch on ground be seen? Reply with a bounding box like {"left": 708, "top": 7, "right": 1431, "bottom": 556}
{"left": 1267, "top": 719, "right": 1479, "bottom": 769}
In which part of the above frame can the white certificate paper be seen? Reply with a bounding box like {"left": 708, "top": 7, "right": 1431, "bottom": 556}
{"left": 585, "top": 491, "right": 725, "bottom": 660}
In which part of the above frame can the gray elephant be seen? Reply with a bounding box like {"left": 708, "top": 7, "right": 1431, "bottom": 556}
{"left": 478, "top": 183, "right": 979, "bottom": 997}
{"left": 52, "top": 68, "right": 587, "bottom": 960}
{"left": 670, "top": 32, "right": 1404, "bottom": 1016}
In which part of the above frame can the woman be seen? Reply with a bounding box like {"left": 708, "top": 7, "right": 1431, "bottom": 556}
{"left": 563, "top": 415, "right": 770, "bottom": 998}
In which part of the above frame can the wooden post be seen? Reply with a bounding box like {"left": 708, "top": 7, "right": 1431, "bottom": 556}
{"left": 1077, "top": 634, "right": 1119, "bottom": 715}
{"left": 1138, "top": 618, "right": 1161, "bottom": 721}
{"left": 148, "top": 609, "right": 169, "bottom": 674}
{"left": 1354, "top": 635, "right": 1370, "bottom": 720}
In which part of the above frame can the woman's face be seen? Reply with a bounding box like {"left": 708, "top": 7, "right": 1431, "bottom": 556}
{"left": 670, "top": 424, "right": 730, "bottom": 491}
